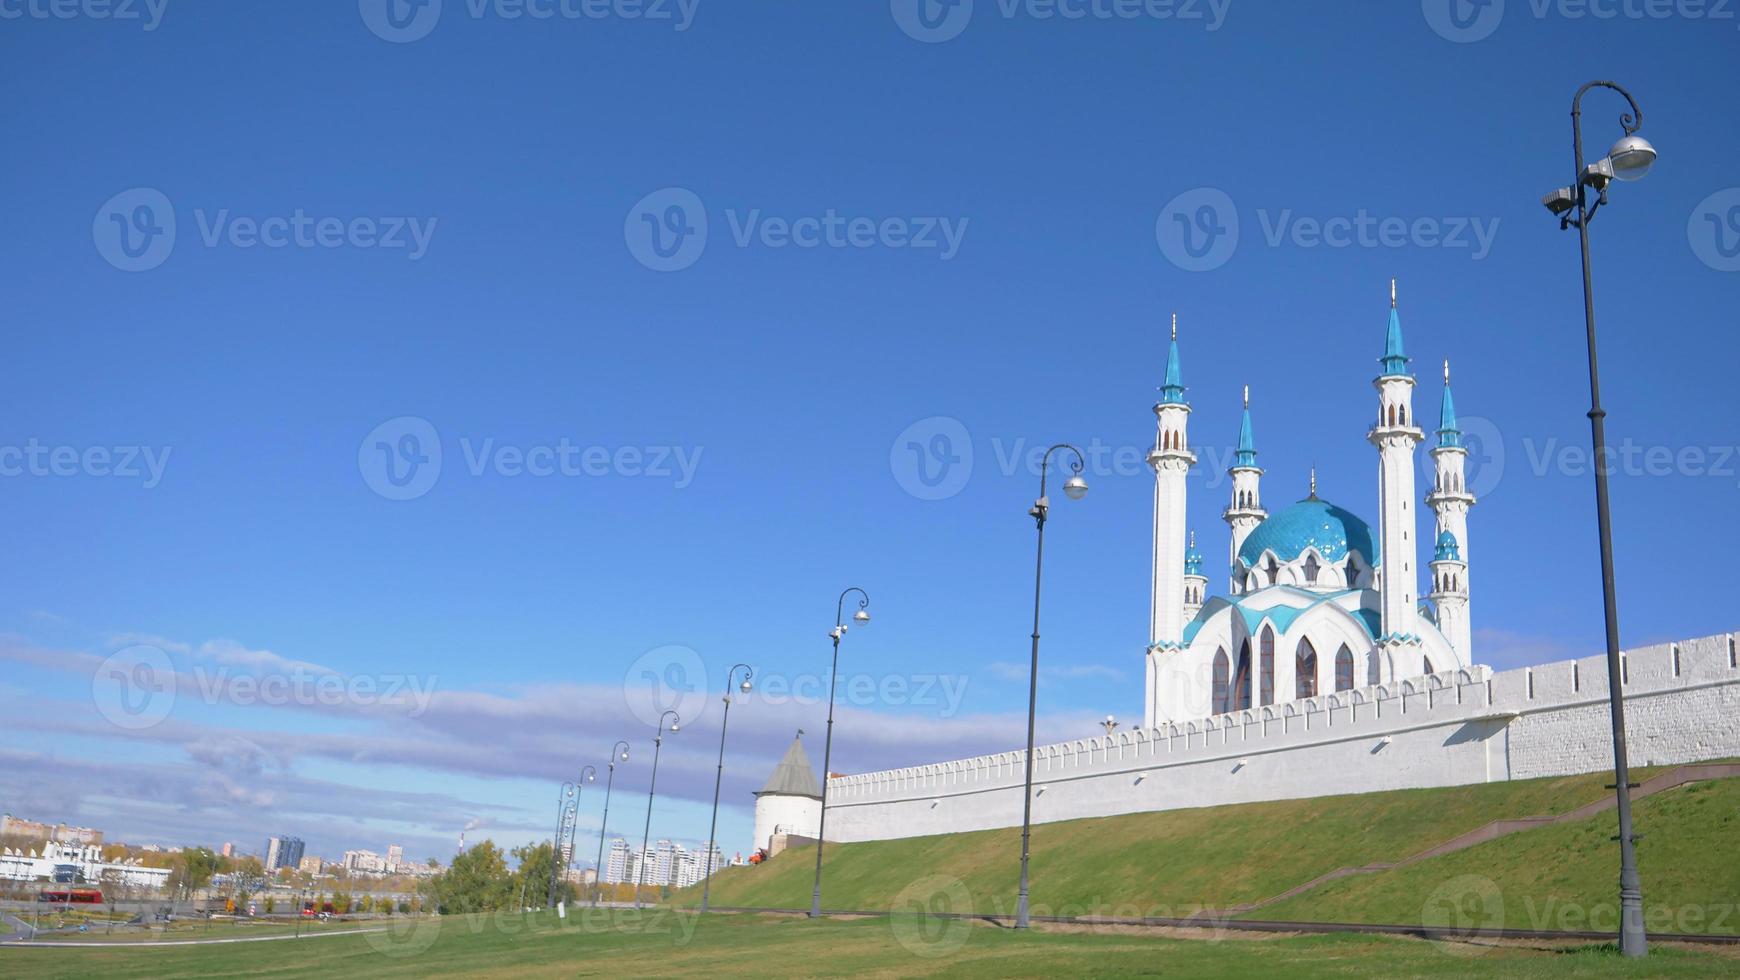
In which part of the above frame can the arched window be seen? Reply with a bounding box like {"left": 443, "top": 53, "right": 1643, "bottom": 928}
{"left": 1264, "top": 556, "right": 1280, "bottom": 586}
{"left": 1387, "top": 405, "right": 1396, "bottom": 426}
{"left": 1304, "top": 553, "right": 1320, "bottom": 585}
{"left": 1259, "top": 626, "right": 1275, "bottom": 706}
{"left": 1400, "top": 404, "right": 1408, "bottom": 426}
{"left": 1335, "top": 645, "right": 1355, "bottom": 691}
{"left": 1368, "top": 649, "right": 1383, "bottom": 686}
{"left": 1233, "top": 641, "right": 1253, "bottom": 711}
{"left": 1296, "top": 639, "right": 1318, "bottom": 699}
{"left": 1422, "top": 656, "right": 1434, "bottom": 675}
{"left": 1212, "top": 649, "right": 1229, "bottom": 713}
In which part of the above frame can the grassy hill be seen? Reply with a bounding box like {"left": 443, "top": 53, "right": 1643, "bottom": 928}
{"left": 682, "top": 765, "right": 1740, "bottom": 934}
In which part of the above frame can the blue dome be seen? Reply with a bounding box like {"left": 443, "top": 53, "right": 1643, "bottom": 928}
{"left": 1184, "top": 536, "right": 1204, "bottom": 576}
{"left": 1237, "top": 497, "right": 1379, "bottom": 568}
{"left": 1434, "top": 530, "right": 1461, "bottom": 562}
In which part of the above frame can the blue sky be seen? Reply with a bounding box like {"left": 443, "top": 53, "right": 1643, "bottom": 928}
{"left": 1, "top": 2, "right": 1737, "bottom": 868}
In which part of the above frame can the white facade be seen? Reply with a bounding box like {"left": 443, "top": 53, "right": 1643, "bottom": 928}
{"left": 751, "top": 733, "right": 824, "bottom": 854}
{"left": 827, "top": 632, "right": 1740, "bottom": 842}
{"left": 0, "top": 841, "right": 171, "bottom": 889}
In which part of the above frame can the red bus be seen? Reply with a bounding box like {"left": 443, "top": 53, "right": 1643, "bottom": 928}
{"left": 38, "top": 888, "right": 105, "bottom": 904}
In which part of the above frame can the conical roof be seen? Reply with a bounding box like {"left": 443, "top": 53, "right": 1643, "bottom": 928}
{"left": 756, "top": 733, "right": 822, "bottom": 800}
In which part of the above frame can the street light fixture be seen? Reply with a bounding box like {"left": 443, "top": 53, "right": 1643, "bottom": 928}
{"left": 591, "top": 740, "right": 631, "bottom": 907}
{"left": 809, "top": 587, "right": 871, "bottom": 918}
{"left": 550, "top": 766, "right": 597, "bottom": 908}
{"left": 1015, "top": 443, "right": 1088, "bottom": 930}
{"left": 548, "top": 781, "right": 578, "bottom": 909}
{"left": 1101, "top": 715, "right": 1119, "bottom": 737}
{"left": 1539, "top": 79, "right": 1655, "bottom": 960}
{"left": 700, "top": 664, "right": 753, "bottom": 913}
{"left": 633, "top": 710, "right": 680, "bottom": 910}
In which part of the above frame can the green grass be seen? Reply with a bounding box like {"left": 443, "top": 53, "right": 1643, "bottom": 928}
{"left": 1258, "top": 778, "right": 1740, "bottom": 935}
{"left": 3, "top": 909, "right": 1736, "bottom": 978}
{"left": 682, "top": 765, "right": 1740, "bottom": 933}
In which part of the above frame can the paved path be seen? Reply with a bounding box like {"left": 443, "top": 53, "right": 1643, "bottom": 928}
{"left": 0, "top": 925, "right": 390, "bottom": 948}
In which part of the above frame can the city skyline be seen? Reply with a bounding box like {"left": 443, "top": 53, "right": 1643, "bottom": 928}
{"left": 2, "top": 3, "right": 1736, "bottom": 872}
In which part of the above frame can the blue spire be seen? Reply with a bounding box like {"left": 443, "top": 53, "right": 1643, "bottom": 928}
{"left": 1184, "top": 531, "right": 1204, "bottom": 576}
{"left": 1437, "top": 360, "right": 1462, "bottom": 448}
{"left": 1379, "top": 279, "right": 1411, "bottom": 377}
{"left": 1159, "top": 313, "right": 1187, "bottom": 405}
{"left": 1234, "top": 385, "right": 1257, "bottom": 468}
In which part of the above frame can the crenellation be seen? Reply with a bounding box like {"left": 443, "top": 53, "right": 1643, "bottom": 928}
{"left": 823, "top": 635, "right": 1740, "bottom": 843}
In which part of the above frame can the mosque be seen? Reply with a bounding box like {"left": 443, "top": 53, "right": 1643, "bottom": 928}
{"left": 750, "top": 283, "right": 1739, "bottom": 846}
{"left": 1144, "top": 283, "right": 1474, "bottom": 728}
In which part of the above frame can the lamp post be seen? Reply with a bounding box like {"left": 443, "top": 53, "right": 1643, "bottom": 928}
{"left": 701, "top": 664, "right": 754, "bottom": 913}
{"left": 591, "top": 740, "right": 631, "bottom": 907}
{"left": 1015, "top": 444, "right": 1089, "bottom": 930}
{"left": 550, "top": 767, "right": 597, "bottom": 908}
{"left": 548, "top": 781, "right": 577, "bottom": 909}
{"left": 1539, "top": 80, "right": 1657, "bottom": 960}
{"left": 634, "top": 710, "right": 680, "bottom": 910}
{"left": 808, "top": 587, "right": 872, "bottom": 918}
{"left": 1101, "top": 715, "right": 1119, "bottom": 737}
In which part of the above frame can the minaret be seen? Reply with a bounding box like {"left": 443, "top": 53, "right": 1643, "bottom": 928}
{"left": 1222, "top": 385, "right": 1266, "bottom": 593}
{"left": 1367, "top": 281, "right": 1425, "bottom": 670}
{"left": 1147, "top": 314, "right": 1196, "bottom": 652}
{"left": 1426, "top": 360, "right": 1475, "bottom": 659}
{"left": 1183, "top": 531, "right": 1208, "bottom": 621}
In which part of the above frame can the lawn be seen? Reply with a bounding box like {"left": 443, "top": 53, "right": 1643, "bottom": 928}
{"left": 2, "top": 909, "right": 1736, "bottom": 978}
{"left": 685, "top": 765, "right": 1737, "bottom": 926}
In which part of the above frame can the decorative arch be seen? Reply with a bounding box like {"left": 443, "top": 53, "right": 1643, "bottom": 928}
{"left": 1296, "top": 638, "right": 1319, "bottom": 699}
{"left": 1259, "top": 625, "right": 1275, "bottom": 706}
{"left": 1212, "top": 648, "right": 1230, "bottom": 714}
{"left": 1233, "top": 640, "right": 1253, "bottom": 711}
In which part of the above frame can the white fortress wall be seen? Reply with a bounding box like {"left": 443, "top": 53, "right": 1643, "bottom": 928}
{"left": 824, "top": 631, "right": 1740, "bottom": 844}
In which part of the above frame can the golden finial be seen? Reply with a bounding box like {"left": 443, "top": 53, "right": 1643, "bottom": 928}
{"left": 1390, "top": 278, "right": 1397, "bottom": 308}
{"left": 1189, "top": 529, "right": 1196, "bottom": 548}
{"left": 1309, "top": 465, "right": 1318, "bottom": 498}
{"left": 1243, "top": 384, "right": 1249, "bottom": 408}
{"left": 1443, "top": 359, "right": 1451, "bottom": 384}
{"left": 1171, "top": 312, "right": 1177, "bottom": 341}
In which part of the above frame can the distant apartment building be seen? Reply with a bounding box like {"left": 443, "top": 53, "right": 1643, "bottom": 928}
{"left": 220, "top": 842, "right": 235, "bottom": 858}
{"left": 1, "top": 815, "right": 103, "bottom": 846}
{"left": 604, "top": 839, "right": 632, "bottom": 884}
{"left": 385, "top": 844, "right": 403, "bottom": 871}
{"left": 264, "top": 836, "right": 305, "bottom": 871}
{"left": 342, "top": 849, "right": 386, "bottom": 873}
{"left": 297, "top": 855, "right": 325, "bottom": 874}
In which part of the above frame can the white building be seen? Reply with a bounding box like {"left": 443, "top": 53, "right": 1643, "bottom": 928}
{"left": 751, "top": 733, "right": 822, "bottom": 855}
{"left": 604, "top": 838, "right": 633, "bottom": 885}
{"left": 1146, "top": 287, "right": 1469, "bottom": 728}
{"left": 810, "top": 287, "right": 1740, "bottom": 844}
{"left": 0, "top": 841, "right": 170, "bottom": 889}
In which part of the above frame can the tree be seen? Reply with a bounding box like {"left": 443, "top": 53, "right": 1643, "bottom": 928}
{"left": 165, "top": 847, "right": 221, "bottom": 900}
{"left": 427, "top": 841, "right": 513, "bottom": 914}
{"left": 509, "top": 841, "right": 571, "bottom": 910}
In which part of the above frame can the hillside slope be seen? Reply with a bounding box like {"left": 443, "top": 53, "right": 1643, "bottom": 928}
{"left": 682, "top": 765, "right": 1740, "bottom": 934}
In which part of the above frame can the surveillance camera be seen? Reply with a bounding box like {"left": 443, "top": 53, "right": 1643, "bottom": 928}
{"left": 1542, "top": 187, "right": 1577, "bottom": 216}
